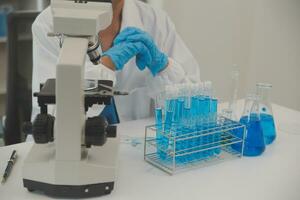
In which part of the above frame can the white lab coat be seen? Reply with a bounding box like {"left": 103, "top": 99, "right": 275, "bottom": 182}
{"left": 32, "top": 0, "right": 200, "bottom": 121}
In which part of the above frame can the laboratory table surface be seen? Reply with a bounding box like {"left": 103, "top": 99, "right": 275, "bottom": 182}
{"left": 1, "top": 100, "right": 300, "bottom": 200}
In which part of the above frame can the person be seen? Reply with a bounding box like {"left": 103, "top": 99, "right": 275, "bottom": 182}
{"left": 32, "top": 0, "right": 200, "bottom": 122}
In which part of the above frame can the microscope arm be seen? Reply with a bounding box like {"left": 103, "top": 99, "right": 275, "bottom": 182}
{"left": 55, "top": 37, "right": 88, "bottom": 161}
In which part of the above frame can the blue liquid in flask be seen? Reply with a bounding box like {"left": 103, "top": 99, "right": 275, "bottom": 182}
{"left": 231, "top": 125, "right": 245, "bottom": 153}
{"left": 260, "top": 114, "right": 276, "bottom": 145}
{"left": 239, "top": 115, "right": 265, "bottom": 157}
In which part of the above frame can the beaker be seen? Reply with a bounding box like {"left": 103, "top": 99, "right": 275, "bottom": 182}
{"left": 256, "top": 83, "right": 276, "bottom": 145}
{"left": 240, "top": 95, "right": 266, "bottom": 156}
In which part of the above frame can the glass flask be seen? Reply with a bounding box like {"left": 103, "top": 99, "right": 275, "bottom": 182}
{"left": 239, "top": 95, "right": 266, "bottom": 156}
{"left": 256, "top": 83, "right": 276, "bottom": 145}
{"left": 231, "top": 94, "right": 255, "bottom": 152}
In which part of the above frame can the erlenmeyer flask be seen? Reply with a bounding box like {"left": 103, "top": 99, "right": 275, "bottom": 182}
{"left": 256, "top": 83, "right": 276, "bottom": 145}
{"left": 240, "top": 95, "right": 266, "bottom": 156}
{"left": 231, "top": 94, "right": 255, "bottom": 152}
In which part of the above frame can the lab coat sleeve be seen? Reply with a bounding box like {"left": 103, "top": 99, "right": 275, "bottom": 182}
{"left": 31, "top": 10, "right": 116, "bottom": 119}
{"left": 146, "top": 14, "right": 201, "bottom": 99}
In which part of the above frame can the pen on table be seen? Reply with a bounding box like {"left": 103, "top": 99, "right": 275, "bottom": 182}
{"left": 1, "top": 150, "right": 17, "bottom": 184}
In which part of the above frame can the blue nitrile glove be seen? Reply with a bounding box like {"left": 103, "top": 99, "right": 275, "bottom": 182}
{"left": 102, "top": 41, "right": 152, "bottom": 71}
{"left": 114, "top": 27, "right": 169, "bottom": 76}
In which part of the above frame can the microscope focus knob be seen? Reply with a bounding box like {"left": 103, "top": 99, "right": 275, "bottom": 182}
{"left": 85, "top": 116, "right": 108, "bottom": 147}
{"left": 32, "top": 114, "right": 55, "bottom": 144}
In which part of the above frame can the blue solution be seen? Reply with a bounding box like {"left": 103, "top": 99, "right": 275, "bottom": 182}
{"left": 175, "top": 97, "right": 194, "bottom": 163}
{"left": 166, "top": 94, "right": 220, "bottom": 164}
{"left": 164, "top": 99, "right": 175, "bottom": 133}
{"left": 190, "top": 96, "right": 207, "bottom": 160}
{"left": 211, "top": 99, "right": 220, "bottom": 155}
{"left": 239, "top": 115, "right": 266, "bottom": 156}
{"left": 210, "top": 99, "right": 218, "bottom": 119}
{"left": 164, "top": 110, "right": 173, "bottom": 133}
{"left": 190, "top": 97, "right": 201, "bottom": 161}
{"left": 155, "top": 108, "right": 168, "bottom": 160}
{"left": 260, "top": 114, "right": 276, "bottom": 145}
{"left": 197, "top": 96, "right": 213, "bottom": 159}
{"left": 231, "top": 126, "right": 245, "bottom": 153}
{"left": 191, "top": 96, "right": 199, "bottom": 116}
{"left": 204, "top": 97, "right": 214, "bottom": 157}
{"left": 181, "top": 107, "right": 190, "bottom": 148}
{"left": 172, "top": 99, "right": 186, "bottom": 163}
{"left": 175, "top": 99, "right": 184, "bottom": 134}
{"left": 183, "top": 107, "right": 199, "bottom": 162}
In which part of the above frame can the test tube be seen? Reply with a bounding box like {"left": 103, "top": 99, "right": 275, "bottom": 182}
{"left": 155, "top": 93, "right": 166, "bottom": 160}
{"left": 204, "top": 81, "right": 213, "bottom": 156}
{"left": 196, "top": 82, "right": 205, "bottom": 130}
{"left": 210, "top": 87, "right": 219, "bottom": 155}
{"left": 177, "top": 84, "right": 188, "bottom": 163}
{"left": 190, "top": 84, "right": 200, "bottom": 131}
{"left": 164, "top": 85, "right": 183, "bottom": 163}
{"left": 189, "top": 83, "right": 201, "bottom": 161}
{"left": 193, "top": 82, "right": 205, "bottom": 160}
{"left": 184, "top": 84, "right": 197, "bottom": 162}
{"left": 164, "top": 86, "right": 176, "bottom": 134}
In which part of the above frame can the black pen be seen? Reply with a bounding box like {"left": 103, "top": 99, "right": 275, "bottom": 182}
{"left": 1, "top": 150, "right": 17, "bottom": 184}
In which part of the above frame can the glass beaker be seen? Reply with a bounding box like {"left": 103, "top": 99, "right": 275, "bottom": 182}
{"left": 240, "top": 95, "right": 266, "bottom": 156}
{"left": 256, "top": 83, "right": 276, "bottom": 145}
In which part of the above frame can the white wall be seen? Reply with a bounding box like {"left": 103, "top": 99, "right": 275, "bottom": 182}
{"left": 149, "top": 0, "right": 300, "bottom": 111}
{"left": 245, "top": 0, "right": 300, "bottom": 111}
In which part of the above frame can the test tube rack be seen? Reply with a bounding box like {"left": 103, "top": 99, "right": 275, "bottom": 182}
{"left": 144, "top": 116, "right": 246, "bottom": 175}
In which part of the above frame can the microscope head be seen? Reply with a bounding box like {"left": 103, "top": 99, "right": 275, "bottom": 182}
{"left": 51, "top": 0, "right": 113, "bottom": 37}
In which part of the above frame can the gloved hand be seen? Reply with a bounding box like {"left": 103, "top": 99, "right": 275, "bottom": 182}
{"left": 102, "top": 41, "right": 152, "bottom": 71}
{"left": 114, "top": 27, "right": 169, "bottom": 76}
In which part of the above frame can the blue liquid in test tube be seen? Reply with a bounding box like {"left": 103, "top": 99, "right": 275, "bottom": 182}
{"left": 210, "top": 99, "right": 220, "bottom": 154}
{"left": 202, "top": 96, "right": 212, "bottom": 157}
{"left": 164, "top": 99, "right": 175, "bottom": 133}
{"left": 164, "top": 99, "right": 176, "bottom": 162}
{"left": 183, "top": 106, "right": 193, "bottom": 162}
{"left": 193, "top": 96, "right": 206, "bottom": 160}
{"left": 175, "top": 98, "right": 185, "bottom": 163}
{"left": 190, "top": 96, "right": 199, "bottom": 161}
{"left": 155, "top": 107, "right": 167, "bottom": 160}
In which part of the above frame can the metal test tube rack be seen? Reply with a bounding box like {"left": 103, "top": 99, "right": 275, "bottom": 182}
{"left": 144, "top": 115, "right": 246, "bottom": 175}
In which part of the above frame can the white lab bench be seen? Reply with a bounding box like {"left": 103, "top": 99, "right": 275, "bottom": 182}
{"left": 0, "top": 101, "right": 300, "bottom": 200}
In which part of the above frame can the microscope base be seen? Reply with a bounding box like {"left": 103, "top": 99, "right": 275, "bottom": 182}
{"left": 22, "top": 136, "right": 119, "bottom": 198}
{"left": 23, "top": 179, "right": 114, "bottom": 198}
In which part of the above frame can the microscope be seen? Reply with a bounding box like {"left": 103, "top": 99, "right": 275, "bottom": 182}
{"left": 22, "top": 0, "right": 122, "bottom": 198}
